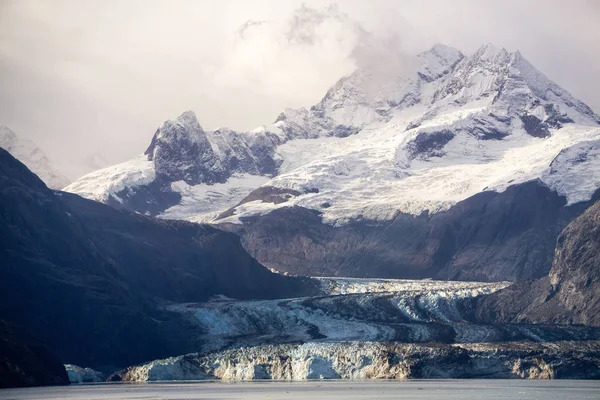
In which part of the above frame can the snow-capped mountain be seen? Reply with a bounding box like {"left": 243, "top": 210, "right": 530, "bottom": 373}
{"left": 0, "top": 126, "right": 70, "bottom": 189}
{"left": 220, "top": 43, "right": 599, "bottom": 225}
{"left": 62, "top": 44, "right": 465, "bottom": 217}
{"left": 65, "top": 43, "right": 600, "bottom": 281}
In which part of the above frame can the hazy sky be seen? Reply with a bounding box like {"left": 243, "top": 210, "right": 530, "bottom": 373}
{"left": 1, "top": 0, "right": 599, "bottom": 178}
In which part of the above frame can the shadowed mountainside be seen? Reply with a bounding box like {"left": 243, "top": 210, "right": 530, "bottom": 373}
{"left": 0, "top": 320, "right": 69, "bottom": 389}
{"left": 476, "top": 198, "right": 600, "bottom": 326}
{"left": 0, "top": 147, "right": 318, "bottom": 374}
{"left": 220, "top": 182, "right": 599, "bottom": 282}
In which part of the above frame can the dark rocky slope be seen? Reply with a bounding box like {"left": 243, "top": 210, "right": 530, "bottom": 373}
{"left": 0, "top": 320, "right": 69, "bottom": 389}
{"left": 476, "top": 198, "right": 600, "bottom": 326}
{"left": 0, "top": 147, "right": 317, "bottom": 373}
{"left": 220, "top": 181, "right": 599, "bottom": 282}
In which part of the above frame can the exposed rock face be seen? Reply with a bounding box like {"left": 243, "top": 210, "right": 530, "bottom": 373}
{"left": 222, "top": 182, "right": 598, "bottom": 281}
{"left": 65, "top": 364, "right": 104, "bottom": 383}
{"left": 547, "top": 200, "right": 600, "bottom": 324}
{"left": 0, "top": 320, "right": 69, "bottom": 389}
{"left": 111, "top": 340, "right": 600, "bottom": 381}
{"left": 476, "top": 199, "right": 600, "bottom": 325}
{"left": 66, "top": 111, "right": 284, "bottom": 216}
{"left": 0, "top": 148, "right": 318, "bottom": 372}
{"left": 406, "top": 130, "right": 455, "bottom": 159}
{"left": 145, "top": 111, "right": 227, "bottom": 184}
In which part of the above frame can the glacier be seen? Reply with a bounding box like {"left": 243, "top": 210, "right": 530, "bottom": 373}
{"left": 65, "top": 364, "right": 104, "bottom": 383}
{"left": 113, "top": 340, "right": 600, "bottom": 382}
{"left": 109, "top": 276, "right": 600, "bottom": 382}
{"left": 143, "top": 277, "right": 600, "bottom": 373}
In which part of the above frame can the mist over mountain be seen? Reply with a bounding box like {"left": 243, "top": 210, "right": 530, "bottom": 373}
{"left": 0, "top": 126, "right": 70, "bottom": 189}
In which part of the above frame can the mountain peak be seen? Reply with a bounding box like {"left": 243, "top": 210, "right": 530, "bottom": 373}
{"left": 176, "top": 110, "right": 202, "bottom": 130}
{"left": 429, "top": 43, "right": 460, "bottom": 53}
{"left": 475, "top": 43, "right": 509, "bottom": 59}
{"left": 145, "top": 111, "right": 225, "bottom": 185}
{"left": 146, "top": 110, "right": 205, "bottom": 159}
{"left": 417, "top": 44, "right": 464, "bottom": 82}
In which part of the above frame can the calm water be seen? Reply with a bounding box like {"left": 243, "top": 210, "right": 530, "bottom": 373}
{"left": 1, "top": 380, "right": 599, "bottom": 400}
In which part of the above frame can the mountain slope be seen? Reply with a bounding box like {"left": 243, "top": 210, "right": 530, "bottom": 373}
{"left": 0, "top": 126, "right": 70, "bottom": 189}
{"left": 476, "top": 198, "right": 600, "bottom": 326}
{"left": 0, "top": 147, "right": 317, "bottom": 372}
{"left": 0, "top": 320, "right": 69, "bottom": 389}
{"left": 65, "top": 44, "right": 600, "bottom": 281}
{"left": 219, "top": 182, "right": 598, "bottom": 281}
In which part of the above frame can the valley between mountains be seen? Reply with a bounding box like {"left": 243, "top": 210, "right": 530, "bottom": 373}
{"left": 1, "top": 43, "right": 600, "bottom": 387}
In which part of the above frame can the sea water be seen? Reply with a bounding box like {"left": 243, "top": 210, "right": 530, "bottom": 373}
{"left": 1, "top": 380, "right": 599, "bottom": 400}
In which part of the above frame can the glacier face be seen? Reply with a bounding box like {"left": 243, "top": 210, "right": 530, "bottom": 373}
{"left": 64, "top": 43, "right": 600, "bottom": 225}
{"left": 112, "top": 277, "right": 600, "bottom": 382}
{"left": 64, "top": 364, "right": 104, "bottom": 383}
{"left": 114, "top": 340, "right": 600, "bottom": 382}
{"left": 0, "top": 126, "right": 71, "bottom": 190}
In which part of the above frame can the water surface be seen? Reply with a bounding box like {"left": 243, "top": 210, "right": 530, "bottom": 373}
{"left": 1, "top": 380, "right": 599, "bottom": 400}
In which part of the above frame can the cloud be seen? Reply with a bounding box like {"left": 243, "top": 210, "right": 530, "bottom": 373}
{"left": 214, "top": 4, "right": 361, "bottom": 105}
{"left": 237, "top": 20, "right": 267, "bottom": 39}
{"left": 0, "top": 0, "right": 599, "bottom": 178}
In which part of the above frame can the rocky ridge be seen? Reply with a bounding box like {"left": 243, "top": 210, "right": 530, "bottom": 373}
{"left": 476, "top": 198, "right": 600, "bottom": 326}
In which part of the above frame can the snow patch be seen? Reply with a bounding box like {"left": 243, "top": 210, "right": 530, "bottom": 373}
{"left": 62, "top": 155, "right": 155, "bottom": 203}
{"left": 159, "top": 174, "right": 270, "bottom": 222}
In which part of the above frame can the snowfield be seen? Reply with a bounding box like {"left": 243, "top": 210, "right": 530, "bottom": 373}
{"left": 221, "top": 122, "right": 600, "bottom": 225}
{"left": 63, "top": 155, "right": 155, "bottom": 204}
{"left": 159, "top": 174, "right": 270, "bottom": 222}
{"left": 317, "top": 276, "right": 508, "bottom": 296}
